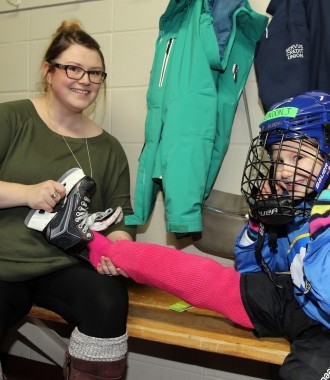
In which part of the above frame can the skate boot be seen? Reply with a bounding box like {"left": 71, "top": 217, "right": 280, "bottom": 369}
{"left": 25, "top": 168, "right": 86, "bottom": 231}
{"left": 43, "top": 174, "right": 96, "bottom": 254}
{"left": 25, "top": 168, "right": 96, "bottom": 253}
{"left": 25, "top": 168, "right": 123, "bottom": 254}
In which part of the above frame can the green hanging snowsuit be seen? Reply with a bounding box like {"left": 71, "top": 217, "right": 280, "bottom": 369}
{"left": 125, "top": 0, "right": 268, "bottom": 233}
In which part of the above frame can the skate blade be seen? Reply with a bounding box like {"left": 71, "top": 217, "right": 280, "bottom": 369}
{"left": 24, "top": 168, "right": 86, "bottom": 231}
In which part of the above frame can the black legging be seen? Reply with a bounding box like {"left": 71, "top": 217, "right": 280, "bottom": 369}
{"left": 0, "top": 264, "right": 128, "bottom": 342}
{"left": 242, "top": 273, "right": 330, "bottom": 380}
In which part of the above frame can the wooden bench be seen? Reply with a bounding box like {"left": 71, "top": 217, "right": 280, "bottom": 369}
{"left": 25, "top": 281, "right": 290, "bottom": 366}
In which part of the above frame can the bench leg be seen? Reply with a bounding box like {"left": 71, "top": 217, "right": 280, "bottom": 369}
{"left": 17, "top": 318, "right": 67, "bottom": 366}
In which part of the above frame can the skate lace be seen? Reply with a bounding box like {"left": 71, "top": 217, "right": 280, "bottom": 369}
{"left": 74, "top": 196, "right": 93, "bottom": 235}
{"left": 74, "top": 196, "right": 114, "bottom": 233}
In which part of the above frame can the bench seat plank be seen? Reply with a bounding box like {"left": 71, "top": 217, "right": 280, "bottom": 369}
{"left": 28, "top": 282, "right": 290, "bottom": 365}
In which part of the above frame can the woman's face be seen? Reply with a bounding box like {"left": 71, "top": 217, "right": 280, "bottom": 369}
{"left": 45, "top": 44, "right": 104, "bottom": 113}
{"left": 270, "top": 139, "right": 324, "bottom": 198}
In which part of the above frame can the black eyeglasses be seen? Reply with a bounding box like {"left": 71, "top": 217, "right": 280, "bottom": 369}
{"left": 52, "top": 63, "right": 107, "bottom": 84}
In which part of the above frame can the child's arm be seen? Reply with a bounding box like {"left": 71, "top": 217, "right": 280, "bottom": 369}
{"left": 235, "top": 218, "right": 263, "bottom": 273}
{"left": 306, "top": 189, "right": 330, "bottom": 313}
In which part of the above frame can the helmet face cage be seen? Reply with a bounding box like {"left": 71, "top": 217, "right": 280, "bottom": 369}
{"left": 241, "top": 129, "right": 326, "bottom": 225}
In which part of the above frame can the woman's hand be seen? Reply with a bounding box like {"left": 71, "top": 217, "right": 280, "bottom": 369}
{"left": 0, "top": 180, "right": 66, "bottom": 210}
{"left": 96, "top": 256, "right": 129, "bottom": 278}
{"left": 26, "top": 180, "right": 66, "bottom": 212}
{"left": 107, "top": 230, "right": 133, "bottom": 242}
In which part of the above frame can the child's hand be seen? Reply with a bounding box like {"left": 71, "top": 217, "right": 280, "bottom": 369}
{"left": 96, "top": 256, "right": 129, "bottom": 278}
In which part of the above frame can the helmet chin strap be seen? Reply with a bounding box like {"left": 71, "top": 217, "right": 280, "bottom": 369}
{"left": 253, "top": 196, "right": 300, "bottom": 225}
{"left": 255, "top": 223, "right": 283, "bottom": 288}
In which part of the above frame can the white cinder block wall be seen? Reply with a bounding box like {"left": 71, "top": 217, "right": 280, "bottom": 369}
{"left": 0, "top": 0, "right": 276, "bottom": 379}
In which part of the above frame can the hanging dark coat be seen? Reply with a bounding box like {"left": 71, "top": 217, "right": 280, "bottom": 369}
{"left": 255, "top": 0, "right": 330, "bottom": 112}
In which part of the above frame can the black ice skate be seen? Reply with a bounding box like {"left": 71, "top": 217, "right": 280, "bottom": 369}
{"left": 25, "top": 168, "right": 95, "bottom": 253}
{"left": 43, "top": 175, "right": 96, "bottom": 253}
{"left": 25, "top": 168, "right": 123, "bottom": 254}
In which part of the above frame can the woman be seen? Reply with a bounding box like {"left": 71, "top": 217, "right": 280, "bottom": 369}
{"left": 0, "top": 20, "right": 135, "bottom": 380}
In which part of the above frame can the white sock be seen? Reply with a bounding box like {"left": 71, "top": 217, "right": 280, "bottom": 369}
{"left": 68, "top": 327, "right": 127, "bottom": 361}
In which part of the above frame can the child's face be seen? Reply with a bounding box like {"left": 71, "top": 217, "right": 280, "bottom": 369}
{"left": 269, "top": 139, "right": 324, "bottom": 198}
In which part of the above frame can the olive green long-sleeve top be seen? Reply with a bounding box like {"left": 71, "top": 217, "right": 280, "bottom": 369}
{"left": 0, "top": 99, "right": 136, "bottom": 281}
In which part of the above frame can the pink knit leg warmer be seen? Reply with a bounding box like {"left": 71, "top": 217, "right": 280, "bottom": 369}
{"left": 88, "top": 233, "right": 253, "bottom": 329}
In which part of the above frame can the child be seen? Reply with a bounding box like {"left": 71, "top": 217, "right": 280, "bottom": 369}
{"left": 88, "top": 91, "right": 330, "bottom": 380}
{"left": 25, "top": 90, "right": 330, "bottom": 379}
